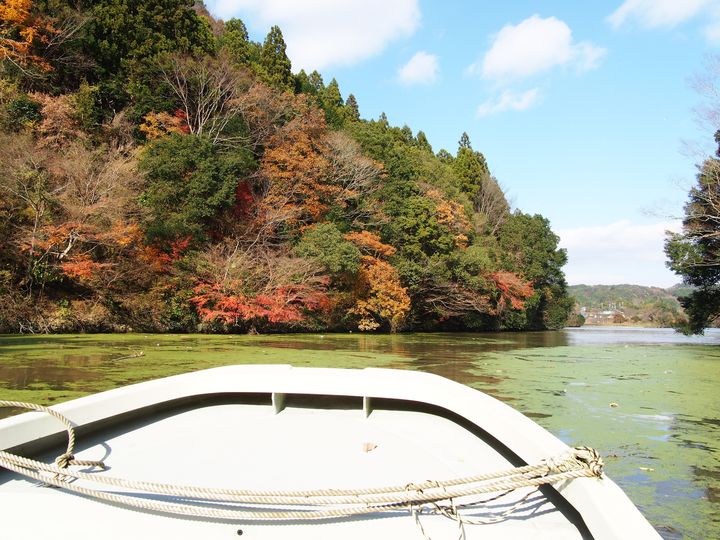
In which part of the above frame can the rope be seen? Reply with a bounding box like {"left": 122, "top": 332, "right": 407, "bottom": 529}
{"left": 0, "top": 400, "right": 605, "bottom": 523}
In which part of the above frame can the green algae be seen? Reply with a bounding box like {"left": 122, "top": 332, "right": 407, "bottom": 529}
{"left": 0, "top": 330, "right": 718, "bottom": 538}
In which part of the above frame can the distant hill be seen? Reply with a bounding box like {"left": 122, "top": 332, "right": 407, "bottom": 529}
{"left": 568, "top": 284, "right": 687, "bottom": 327}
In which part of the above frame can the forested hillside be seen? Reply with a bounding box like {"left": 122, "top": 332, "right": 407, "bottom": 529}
{"left": 569, "top": 284, "right": 687, "bottom": 327}
{"left": 0, "top": 0, "right": 573, "bottom": 333}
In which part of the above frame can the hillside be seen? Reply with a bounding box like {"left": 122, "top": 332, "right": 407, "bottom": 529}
{"left": 0, "top": 1, "right": 573, "bottom": 334}
{"left": 568, "top": 284, "right": 687, "bottom": 327}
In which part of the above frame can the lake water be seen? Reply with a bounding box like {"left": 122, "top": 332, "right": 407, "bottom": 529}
{"left": 0, "top": 327, "right": 718, "bottom": 538}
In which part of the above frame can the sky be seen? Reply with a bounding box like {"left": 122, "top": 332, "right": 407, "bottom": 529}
{"left": 204, "top": 0, "right": 720, "bottom": 288}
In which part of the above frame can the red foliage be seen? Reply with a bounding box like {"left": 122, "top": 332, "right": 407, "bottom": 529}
{"left": 232, "top": 181, "right": 254, "bottom": 218}
{"left": 173, "top": 109, "right": 191, "bottom": 134}
{"left": 59, "top": 253, "right": 110, "bottom": 282}
{"left": 191, "top": 279, "right": 330, "bottom": 326}
{"left": 140, "top": 236, "right": 191, "bottom": 273}
{"left": 489, "top": 271, "right": 534, "bottom": 311}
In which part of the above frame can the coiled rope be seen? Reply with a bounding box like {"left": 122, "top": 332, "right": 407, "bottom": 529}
{"left": 0, "top": 400, "right": 604, "bottom": 522}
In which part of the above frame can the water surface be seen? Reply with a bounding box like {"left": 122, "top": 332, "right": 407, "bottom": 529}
{"left": 0, "top": 327, "right": 717, "bottom": 538}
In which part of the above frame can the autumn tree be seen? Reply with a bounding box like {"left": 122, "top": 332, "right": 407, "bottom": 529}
{"left": 345, "top": 231, "right": 410, "bottom": 331}
{"left": 255, "top": 100, "right": 336, "bottom": 237}
{"left": 190, "top": 242, "right": 330, "bottom": 330}
{"left": 0, "top": 0, "right": 56, "bottom": 71}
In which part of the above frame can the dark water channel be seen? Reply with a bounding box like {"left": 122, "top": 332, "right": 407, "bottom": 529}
{"left": 0, "top": 327, "right": 718, "bottom": 538}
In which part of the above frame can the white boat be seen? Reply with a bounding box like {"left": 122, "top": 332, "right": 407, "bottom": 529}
{"left": 0, "top": 365, "right": 660, "bottom": 539}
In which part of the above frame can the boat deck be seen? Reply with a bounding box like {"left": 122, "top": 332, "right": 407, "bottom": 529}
{"left": 1, "top": 396, "right": 589, "bottom": 539}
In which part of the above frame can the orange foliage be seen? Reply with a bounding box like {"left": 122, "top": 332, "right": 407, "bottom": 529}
{"left": 350, "top": 256, "right": 410, "bottom": 332}
{"left": 191, "top": 278, "right": 330, "bottom": 326}
{"left": 489, "top": 271, "right": 534, "bottom": 311}
{"left": 425, "top": 188, "right": 471, "bottom": 249}
{"left": 344, "top": 230, "right": 396, "bottom": 258}
{"left": 139, "top": 236, "right": 191, "bottom": 273}
{"left": 0, "top": 0, "right": 56, "bottom": 71}
{"left": 257, "top": 100, "right": 340, "bottom": 231}
{"left": 139, "top": 110, "right": 189, "bottom": 140}
{"left": 59, "top": 253, "right": 110, "bottom": 282}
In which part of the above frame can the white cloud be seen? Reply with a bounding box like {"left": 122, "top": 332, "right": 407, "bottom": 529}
{"left": 206, "top": 0, "right": 421, "bottom": 72}
{"left": 398, "top": 51, "right": 439, "bottom": 85}
{"left": 557, "top": 220, "right": 682, "bottom": 287}
{"left": 608, "top": 0, "right": 714, "bottom": 29}
{"left": 477, "top": 88, "right": 540, "bottom": 117}
{"left": 467, "top": 15, "right": 606, "bottom": 82}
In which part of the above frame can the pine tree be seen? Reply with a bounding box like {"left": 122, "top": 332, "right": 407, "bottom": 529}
{"left": 308, "top": 70, "right": 324, "bottom": 93}
{"left": 459, "top": 131, "right": 472, "bottom": 149}
{"left": 221, "top": 18, "right": 251, "bottom": 66}
{"left": 260, "top": 25, "right": 293, "bottom": 90}
{"left": 345, "top": 93, "right": 360, "bottom": 121}
{"left": 416, "top": 130, "right": 432, "bottom": 152}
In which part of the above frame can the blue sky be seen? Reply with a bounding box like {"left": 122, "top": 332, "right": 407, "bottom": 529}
{"left": 204, "top": 0, "right": 720, "bottom": 288}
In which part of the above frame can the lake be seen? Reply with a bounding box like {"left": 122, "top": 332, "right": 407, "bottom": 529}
{"left": 0, "top": 327, "right": 718, "bottom": 538}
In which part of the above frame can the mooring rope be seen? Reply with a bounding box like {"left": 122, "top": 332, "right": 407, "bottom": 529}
{"left": 0, "top": 400, "right": 604, "bottom": 522}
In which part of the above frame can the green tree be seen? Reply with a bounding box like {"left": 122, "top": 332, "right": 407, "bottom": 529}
{"left": 85, "top": 0, "right": 215, "bottom": 79}
{"left": 295, "top": 223, "right": 361, "bottom": 277}
{"left": 497, "top": 211, "right": 571, "bottom": 329}
{"left": 138, "top": 134, "right": 254, "bottom": 243}
{"left": 321, "top": 78, "right": 344, "bottom": 127}
{"left": 345, "top": 93, "right": 360, "bottom": 121}
{"left": 453, "top": 143, "right": 489, "bottom": 198}
{"left": 220, "top": 18, "right": 252, "bottom": 66}
{"left": 260, "top": 25, "right": 293, "bottom": 90}
{"left": 415, "top": 130, "right": 432, "bottom": 153}
{"left": 665, "top": 130, "right": 720, "bottom": 333}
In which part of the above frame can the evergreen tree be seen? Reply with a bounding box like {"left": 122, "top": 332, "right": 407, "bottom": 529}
{"left": 665, "top": 129, "right": 720, "bottom": 333}
{"left": 260, "top": 25, "right": 293, "bottom": 90}
{"left": 378, "top": 112, "right": 389, "bottom": 128}
{"left": 453, "top": 140, "right": 489, "bottom": 198}
{"left": 416, "top": 130, "right": 432, "bottom": 153}
{"left": 294, "top": 69, "right": 310, "bottom": 94}
{"left": 221, "top": 18, "right": 251, "bottom": 66}
{"left": 321, "top": 78, "right": 344, "bottom": 127}
{"left": 346, "top": 93, "right": 360, "bottom": 121}
{"left": 308, "top": 70, "right": 324, "bottom": 93}
{"left": 400, "top": 125, "right": 413, "bottom": 144}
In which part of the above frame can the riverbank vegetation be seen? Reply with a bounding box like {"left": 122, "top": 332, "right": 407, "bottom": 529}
{"left": 0, "top": 0, "right": 572, "bottom": 333}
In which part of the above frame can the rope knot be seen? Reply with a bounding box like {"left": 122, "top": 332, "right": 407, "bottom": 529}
{"left": 572, "top": 446, "right": 604, "bottom": 477}
{"left": 55, "top": 452, "right": 75, "bottom": 469}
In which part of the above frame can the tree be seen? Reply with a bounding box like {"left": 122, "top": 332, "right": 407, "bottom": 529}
{"left": 453, "top": 138, "right": 490, "bottom": 199}
{"left": 157, "top": 53, "right": 250, "bottom": 144}
{"left": 0, "top": 0, "right": 57, "bottom": 71}
{"left": 295, "top": 223, "right": 360, "bottom": 277}
{"left": 345, "top": 93, "right": 359, "bottom": 121}
{"left": 138, "top": 133, "right": 254, "bottom": 243}
{"left": 220, "top": 18, "right": 252, "bottom": 66}
{"left": 496, "top": 211, "right": 572, "bottom": 329}
{"left": 415, "top": 130, "right": 432, "bottom": 152}
{"left": 84, "top": 0, "right": 214, "bottom": 79}
{"left": 665, "top": 130, "right": 720, "bottom": 333}
{"left": 321, "top": 77, "right": 343, "bottom": 127}
{"left": 260, "top": 25, "right": 292, "bottom": 90}
{"left": 345, "top": 231, "right": 410, "bottom": 332}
